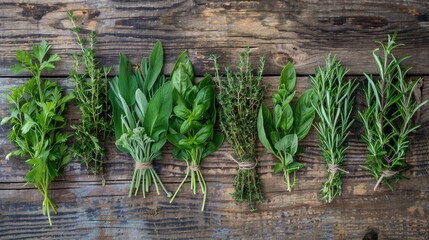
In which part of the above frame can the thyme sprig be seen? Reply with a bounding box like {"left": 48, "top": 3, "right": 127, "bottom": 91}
{"left": 211, "top": 48, "right": 265, "bottom": 211}
{"left": 311, "top": 55, "right": 358, "bottom": 203}
{"left": 359, "top": 34, "right": 427, "bottom": 191}
{"left": 67, "top": 11, "right": 112, "bottom": 184}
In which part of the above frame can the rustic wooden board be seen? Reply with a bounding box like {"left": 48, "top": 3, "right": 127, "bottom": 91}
{"left": 0, "top": 76, "right": 428, "bottom": 239}
{"left": 0, "top": 0, "right": 429, "bottom": 76}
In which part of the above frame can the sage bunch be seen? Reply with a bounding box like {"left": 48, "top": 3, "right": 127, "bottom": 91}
{"left": 211, "top": 48, "right": 265, "bottom": 211}
{"left": 311, "top": 55, "right": 358, "bottom": 203}
{"left": 167, "top": 51, "right": 224, "bottom": 211}
{"left": 109, "top": 41, "right": 172, "bottom": 198}
{"left": 258, "top": 62, "right": 316, "bottom": 191}
{"left": 2, "top": 41, "right": 74, "bottom": 225}
{"left": 68, "top": 11, "right": 112, "bottom": 184}
{"left": 359, "top": 34, "right": 427, "bottom": 191}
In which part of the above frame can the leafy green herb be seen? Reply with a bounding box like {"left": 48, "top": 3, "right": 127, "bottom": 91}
{"left": 167, "top": 51, "right": 224, "bottom": 211}
{"left": 67, "top": 11, "right": 112, "bottom": 184}
{"left": 2, "top": 41, "right": 74, "bottom": 225}
{"left": 358, "top": 34, "right": 427, "bottom": 191}
{"left": 310, "top": 55, "right": 358, "bottom": 203}
{"left": 109, "top": 41, "right": 173, "bottom": 198}
{"left": 258, "top": 62, "right": 316, "bottom": 191}
{"left": 211, "top": 48, "right": 265, "bottom": 211}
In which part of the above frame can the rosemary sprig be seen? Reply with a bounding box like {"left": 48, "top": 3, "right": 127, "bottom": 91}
{"left": 67, "top": 11, "right": 112, "bottom": 185}
{"left": 358, "top": 34, "right": 427, "bottom": 191}
{"left": 311, "top": 55, "right": 358, "bottom": 203}
{"left": 211, "top": 48, "right": 265, "bottom": 211}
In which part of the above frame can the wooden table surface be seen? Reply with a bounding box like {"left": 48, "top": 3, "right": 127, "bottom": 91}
{"left": 0, "top": 1, "right": 428, "bottom": 239}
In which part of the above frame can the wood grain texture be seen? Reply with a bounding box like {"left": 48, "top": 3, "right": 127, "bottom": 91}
{"left": 0, "top": 0, "right": 429, "bottom": 76}
{"left": 0, "top": 76, "right": 428, "bottom": 239}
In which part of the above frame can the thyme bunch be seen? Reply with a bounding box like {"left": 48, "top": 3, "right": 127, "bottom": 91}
{"left": 211, "top": 48, "right": 265, "bottom": 211}
{"left": 359, "top": 34, "right": 427, "bottom": 191}
{"left": 311, "top": 55, "right": 358, "bottom": 203}
{"left": 67, "top": 11, "right": 112, "bottom": 184}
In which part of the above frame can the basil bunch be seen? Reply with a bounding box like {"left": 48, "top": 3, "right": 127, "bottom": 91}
{"left": 2, "top": 41, "right": 74, "bottom": 225}
{"left": 109, "top": 41, "right": 173, "bottom": 198}
{"left": 258, "top": 62, "right": 316, "bottom": 192}
{"left": 167, "top": 51, "right": 224, "bottom": 211}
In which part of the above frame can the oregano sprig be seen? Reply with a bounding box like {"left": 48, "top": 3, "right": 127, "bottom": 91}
{"left": 359, "top": 34, "right": 427, "bottom": 191}
{"left": 2, "top": 41, "right": 74, "bottom": 225}
{"left": 67, "top": 11, "right": 112, "bottom": 184}
{"left": 211, "top": 48, "right": 265, "bottom": 211}
{"left": 258, "top": 62, "right": 316, "bottom": 191}
{"left": 167, "top": 51, "right": 224, "bottom": 211}
{"left": 311, "top": 55, "right": 358, "bottom": 203}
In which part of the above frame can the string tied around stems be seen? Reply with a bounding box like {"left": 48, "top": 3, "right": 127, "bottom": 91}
{"left": 327, "top": 163, "right": 349, "bottom": 185}
{"left": 135, "top": 161, "right": 153, "bottom": 170}
{"left": 190, "top": 164, "right": 201, "bottom": 171}
{"left": 373, "top": 169, "right": 398, "bottom": 191}
{"left": 226, "top": 153, "right": 257, "bottom": 170}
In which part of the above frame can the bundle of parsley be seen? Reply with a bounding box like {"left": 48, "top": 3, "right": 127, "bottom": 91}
{"left": 109, "top": 41, "right": 172, "bottom": 198}
{"left": 2, "top": 41, "right": 74, "bottom": 225}
{"left": 211, "top": 48, "right": 265, "bottom": 211}
{"left": 68, "top": 11, "right": 112, "bottom": 184}
{"left": 359, "top": 34, "right": 427, "bottom": 191}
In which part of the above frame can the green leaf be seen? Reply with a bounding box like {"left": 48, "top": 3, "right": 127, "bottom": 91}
{"left": 167, "top": 133, "right": 187, "bottom": 149}
{"left": 171, "top": 51, "right": 193, "bottom": 95}
{"left": 279, "top": 104, "right": 293, "bottom": 132}
{"left": 10, "top": 64, "right": 26, "bottom": 74}
{"left": 118, "top": 53, "right": 137, "bottom": 106}
{"left": 21, "top": 120, "right": 35, "bottom": 134}
{"left": 274, "top": 134, "right": 298, "bottom": 153}
{"left": 180, "top": 119, "right": 192, "bottom": 134}
{"left": 293, "top": 89, "right": 316, "bottom": 140}
{"left": 279, "top": 62, "right": 296, "bottom": 93}
{"left": 257, "top": 105, "right": 275, "bottom": 154}
{"left": 202, "top": 132, "right": 224, "bottom": 158}
{"left": 135, "top": 89, "right": 149, "bottom": 122}
{"left": 193, "top": 85, "right": 214, "bottom": 110}
{"left": 273, "top": 163, "right": 283, "bottom": 173}
{"left": 194, "top": 124, "right": 213, "bottom": 144}
{"left": 144, "top": 41, "right": 163, "bottom": 93}
{"left": 173, "top": 105, "right": 191, "bottom": 120}
{"left": 143, "top": 81, "right": 173, "bottom": 139}
{"left": 16, "top": 50, "right": 32, "bottom": 66}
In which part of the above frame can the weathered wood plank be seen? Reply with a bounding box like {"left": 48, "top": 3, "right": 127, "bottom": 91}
{"left": 1, "top": 0, "right": 429, "bottom": 76}
{"left": 0, "top": 76, "right": 428, "bottom": 239}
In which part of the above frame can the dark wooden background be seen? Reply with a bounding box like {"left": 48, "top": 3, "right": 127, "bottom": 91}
{"left": 1, "top": 1, "right": 428, "bottom": 239}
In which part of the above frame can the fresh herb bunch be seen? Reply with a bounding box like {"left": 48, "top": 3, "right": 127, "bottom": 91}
{"left": 258, "top": 62, "right": 316, "bottom": 192}
{"left": 109, "top": 41, "right": 173, "bottom": 198}
{"left": 310, "top": 55, "right": 358, "bottom": 203}
{"left": 67, "top": 11, "right": 112, "bottom": 184}
{"left": 358, "top": 34, "right": 427, "bottom": 191}
{"left": 2, "top": 41, "right": 74, "bottom": 225}
{"left": 211, "top": 48, "right": 265, "bottom": 211}
{"left": 167, "top": 51, "right": 224, "bottom": 211}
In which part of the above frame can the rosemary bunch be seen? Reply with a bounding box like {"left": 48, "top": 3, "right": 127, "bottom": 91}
{"left": 68, "top": 11, "right": 112, "bottom": 184}
{"left": 211, "top": 48, "right": 265, "bottom": 211}
{"left": 359, "top": 34, "right": 427, "bottom": 191}
{"left": 109, "top": 41, "right": 172, "bottom": 198}
{"left": 167, "top": 51, "right": 224, "bottom": 211}
{"left": 2, "top": 41, "right": 74, "bottom": 225}
{"left": 258, "top": 62, "right": 316, "bottom": 192}
{"left": 311, "top": 55, "right": 358, "bottom": 203}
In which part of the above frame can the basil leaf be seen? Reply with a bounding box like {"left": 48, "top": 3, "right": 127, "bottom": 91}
{"left": 173, "top": 105, "right": 192, "bottom": 120}
{"left": 201, "top": 132, "right": 225, "bottom": 158}
{"left": 279, "top": 62, "right": 296, "bottom": 93}
{"left": 257, "top": 105, "right": 275, "bottom": 154}
{"left": 273, "top": 163, "right": 283, "bottom": 173}
{"left": 293, "top": 88, "right": 316, "bottom": 140}
{"left": 194, "top": 124, "right": 213, "bottom": 144}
